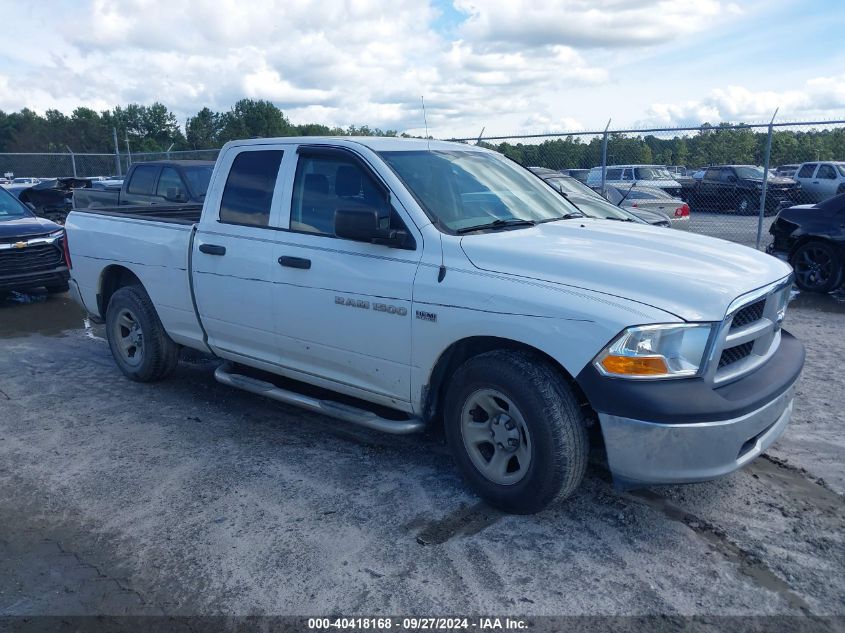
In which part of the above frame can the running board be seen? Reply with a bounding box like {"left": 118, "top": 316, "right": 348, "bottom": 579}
{"left": 213, "top": 363, "right": 425, "bottom": 435}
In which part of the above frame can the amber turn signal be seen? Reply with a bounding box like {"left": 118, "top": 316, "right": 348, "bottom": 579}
{"left": 600, "top": 355, "right": 669, "bottom": 376}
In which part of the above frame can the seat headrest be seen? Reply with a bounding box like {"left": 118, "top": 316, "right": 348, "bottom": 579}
{"left": 335, "top": 166, "right": 362, "bottom": 197}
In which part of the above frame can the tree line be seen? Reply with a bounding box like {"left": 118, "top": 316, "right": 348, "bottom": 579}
{"left": 0, "top": 99, "right": 402, "bottom": 154}
{"left": 1, "top": 100, "right": 843, "bottom": 169}
{"left": 481, "top": 123, "right": 845, "bottom": 170}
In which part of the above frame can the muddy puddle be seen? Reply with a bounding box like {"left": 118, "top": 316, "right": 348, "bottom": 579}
{"left": 0, "top": 291, "right": 103, "bottom": 340}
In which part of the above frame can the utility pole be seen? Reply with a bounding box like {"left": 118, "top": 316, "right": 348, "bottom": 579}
{"left": 600, "top": 118, "right": 611, "bottom": 197}
{"left": 65, "top": 146, "right": 77, "bottom": 178}
{"left": 125, "top": 133, "right": 132, "bottom": 167}
{"left": 756, "top": 108, "right": 778, "bottom": 251}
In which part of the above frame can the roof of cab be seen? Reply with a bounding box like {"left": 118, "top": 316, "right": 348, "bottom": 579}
{"left": 221, "top": 136, "right": 482, "bottom": 153}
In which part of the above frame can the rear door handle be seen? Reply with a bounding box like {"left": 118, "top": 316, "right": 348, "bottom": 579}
{"left": 199, "top": 243, "right": 226, "bottom": 256}
{"left": 278, "top": 256, "right": 311, "bottom": 269}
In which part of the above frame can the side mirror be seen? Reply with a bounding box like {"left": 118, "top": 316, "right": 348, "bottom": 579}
{"left": 165, "top": 187, "right": 187, "bottom": 202}
{"left": 335, "top": 208, "right": 409, "bottom": 248}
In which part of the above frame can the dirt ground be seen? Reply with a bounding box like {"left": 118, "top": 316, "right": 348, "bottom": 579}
{"left": 0, "top": 287, "right": 843, "bottom": 623}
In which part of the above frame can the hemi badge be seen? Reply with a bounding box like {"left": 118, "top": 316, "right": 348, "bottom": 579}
{"left": 13, "top": 242, "right": 27, "bottom": 249}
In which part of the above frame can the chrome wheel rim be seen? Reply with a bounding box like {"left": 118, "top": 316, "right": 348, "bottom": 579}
{"left": 460, "top": 388, "right": 532, "bottom": 485}
{"left": 113, "top": 308, "right": 144, "bottom": 367}
{"left": 794, "top": 247, "right": 834, "bottom": 289}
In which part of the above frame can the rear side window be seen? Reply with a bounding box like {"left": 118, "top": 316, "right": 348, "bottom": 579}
{"left": 797, "top": 164, "right": 817, "bottom": 178}
{"left": 606, "top": 168, "right": 623, "bottom": 180}
{"left": 126, "top": 165, "right": 159, "bottom": 195}
{"left": 219, "top": 150, "right": 284, "bottom": 227}
{"left": 704, "top": 167, "right": 720, "bottom": 181}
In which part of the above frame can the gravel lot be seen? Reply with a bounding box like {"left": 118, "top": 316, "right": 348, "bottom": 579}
{"left": 0, "top": 284, "right": 843, "bottom": 622}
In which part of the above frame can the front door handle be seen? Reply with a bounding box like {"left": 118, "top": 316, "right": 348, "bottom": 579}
{"left": 279, "top": 256, "right": 311, "bottom": 269}
{"left": 199, "top": 243, "right": 226, "bottom": 256}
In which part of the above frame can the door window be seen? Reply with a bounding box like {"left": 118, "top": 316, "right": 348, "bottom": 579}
{"left": 816, "top": 164, "right": 837, "bottom": 179}
{"left": 290, "top": 154, "right": 392, "bottom": 236}
{"left": 219, "top": 150, "right": 284, "bottom": 227}
{"left": 605, "top": 168, "right": 623, "bottom": 180}
{"left": 156, "top": 167, "right": 187, "bottom": 199}
{"left": 126, "top": 165, "right": 159, "bottom": 195}
{"left": 704, "top": 168, "right": 720, "bottom": 181}
{"left": 796, "top": 164, "right": 817, "bottom": 178}
{"left": 719, "top": 167, "right": 736, "bottom": 183}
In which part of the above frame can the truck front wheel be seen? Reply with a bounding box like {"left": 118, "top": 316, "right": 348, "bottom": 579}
{"left": 444, "top": 350, "right": 588, "bottom": 514}
{"left": 105, "top": 285, "right": 179, "bottom": 382}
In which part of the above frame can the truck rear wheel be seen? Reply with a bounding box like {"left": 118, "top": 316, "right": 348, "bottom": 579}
{"left": 105, "top": 285, "right": 179, "bottom": 382}
{"left": 444, "top": 350, "right": 588, "bottom": 514}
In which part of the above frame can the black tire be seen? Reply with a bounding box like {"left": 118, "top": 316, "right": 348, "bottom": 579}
{"left": 45, "top": 281, "right": 69, "bottom": 294}
{"left": 443, "top": 350, "right": 588, "bottom": 514}
{"left": 105, "top": 284, "right": 179, "bottom": 382}
{"left": 790, "top": 241, "right": 844, "bottom": 293}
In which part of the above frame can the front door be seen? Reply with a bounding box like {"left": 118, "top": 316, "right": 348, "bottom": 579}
{"left": 272, "top": 146, "right": 422, "bottom": 406}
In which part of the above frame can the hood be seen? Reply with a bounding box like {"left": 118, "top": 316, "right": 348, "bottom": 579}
{"left": 758, "top": 176, "right": 796, "bottom": 186}
{"left": 0, "top": 215, "right": 61, "bottom": 240}
{"left": 459, "top": 219, "right": 792, "bottom": 321}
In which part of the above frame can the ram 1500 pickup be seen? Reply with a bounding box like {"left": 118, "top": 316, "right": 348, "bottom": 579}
{"left": 72, "top": 160, "right": 214, "bottom": 209}
{"left": 65, "top": 137, "right": 805, "bottom": 514}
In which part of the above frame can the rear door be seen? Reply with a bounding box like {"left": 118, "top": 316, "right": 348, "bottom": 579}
{"left": 271, "top": 145, "right": 423, "bottom": 406}
{"left": 795, "top": 163, "right": 819, "bottom": 200}
{"left": 192, "top": 145, "right": 289, "bottom": 364}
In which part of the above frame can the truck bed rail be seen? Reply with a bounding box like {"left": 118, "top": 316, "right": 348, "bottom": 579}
{"left": 72, "top": 204, "right": 203, "bottom": 225}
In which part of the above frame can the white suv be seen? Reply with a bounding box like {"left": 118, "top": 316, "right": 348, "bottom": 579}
{"left": 585, "top": 164, "right": 683, "bottom": 197}
{"left": 793, "top": 161, "right": 845, "bottom": 202}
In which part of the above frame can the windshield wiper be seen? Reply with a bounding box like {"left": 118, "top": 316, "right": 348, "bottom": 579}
{"left": 456, "top": 218, "right": 536, "bottom": 234}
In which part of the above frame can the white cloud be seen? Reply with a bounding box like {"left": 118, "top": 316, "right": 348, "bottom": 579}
{"left": 643, "top": 74, "right": 845, "bottom": 126}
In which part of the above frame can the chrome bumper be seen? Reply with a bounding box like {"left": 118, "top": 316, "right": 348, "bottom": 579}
{"left": 599, "top": 385, "right": 795, "bottom": 487}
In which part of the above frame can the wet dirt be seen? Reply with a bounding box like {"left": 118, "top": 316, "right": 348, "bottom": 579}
{"left": 0, "top": 289, "right": 843, "bottom": 618}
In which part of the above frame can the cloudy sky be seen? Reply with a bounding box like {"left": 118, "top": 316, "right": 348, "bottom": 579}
{"left": 1, "top": 0, "right": 844, "bottom": 137}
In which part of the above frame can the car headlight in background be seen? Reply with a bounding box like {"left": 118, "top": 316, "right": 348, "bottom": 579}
{"left": 48, "top": 230, "right": 64, "bottom": 240}
{"left": 594, "top": 323, "right": 715, "bottom": 379}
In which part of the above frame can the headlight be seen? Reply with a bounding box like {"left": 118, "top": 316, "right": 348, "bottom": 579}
{"left": 594, "top": 323, "right": 715, "bottom": 379}
{"left": 48, "top": 230, "right": 64, "bottom": 239}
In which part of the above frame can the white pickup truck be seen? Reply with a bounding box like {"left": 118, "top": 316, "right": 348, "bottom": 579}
{"left": 65, "top": 137, "right": 805, "bottom": 514}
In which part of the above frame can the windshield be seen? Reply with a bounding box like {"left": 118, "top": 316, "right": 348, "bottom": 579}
{"left": 634, "top": 167, "right": 673, "bottom": 180}
{"left": 379, "top": 150, "right": 583, "bottom": 231}
{"left": 184, "top": 166, "right": 213, "bottom": 198}
{"left": 567, "top": 195, "right": 640, "bottom": 222}
{"left": 0, "top": 187, "right": 32, "bottom": 221}
{"left": 735, "top": 166, "right": 765, "bottom": 179}
{"left": 837, "top": 164, "right": 845, "bottom": 177}
{"left": 544, "top": 176, "right": 601, "bottom": 199}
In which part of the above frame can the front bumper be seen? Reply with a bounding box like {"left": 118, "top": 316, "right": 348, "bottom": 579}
{"left": 599, "top": 385, "right": 794, "bottom": 487}
{"left": 0, "top": 267, "right": 69, "bottom": 292}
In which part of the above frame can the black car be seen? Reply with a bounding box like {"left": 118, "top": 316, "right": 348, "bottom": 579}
{"left": 691, "top": 165, "right": 799, "bottom": 215}
{"left": 768, "top": 193, "right": 845, "bottom": 292}
{"left": 0, "top": 185, "right": 69, "bottom": 294}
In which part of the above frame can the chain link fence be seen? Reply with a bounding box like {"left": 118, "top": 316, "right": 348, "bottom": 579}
{"left": 450, "top": 119, "right": 845, "bottom": 249}
{"left": 3, "top": 120, "right": 844, "bottom": 248}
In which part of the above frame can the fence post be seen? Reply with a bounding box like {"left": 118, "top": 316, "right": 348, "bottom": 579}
{"left": 756, "top": 108, "right": 779, "bottom": 250}
{"left": 113, "top": 127, "right": 121, "bottom": 176}
{"left": 65, "top": 146, "right": 77, "bottom": 177}
{"left": 600, "top": 119, "right": 611, "bottom": 196}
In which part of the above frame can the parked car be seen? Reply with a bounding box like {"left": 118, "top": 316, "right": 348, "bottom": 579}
{"left": 768, "top": 193, "right": 845, "bottom": 292}
{"left": 11, "top": 177, "right": 41, "bottom": 185}
{"left": 0, "top": 185, "right": 70, "bottom": 294}
{"left": 558, "top": 168, "right": 590, "bottom": 183}
{"left": 775, "top": 164, "right": 800, "bottom": 178}
{"left": 72, "top": 160, "right": 213, "bottom": 209}
{"left": 66, "top": 136, "right": 803, "bottom": 514}
{"left": 689, "top": 165, "right": 800, "bottom": 215}
{"left": 604, "top": 185, "right": 690, "bottom": 230}
{"left": 533, "top": 173, "right": 671, "bottom": 228}
{"left": 585, "top": 164, "right": 683, "bottom": 197}
{"left": 791, "top": 161, "right": 845, "bottom": 203}
{"left": 6, "top": 177, "right": 95, "bottom": 224}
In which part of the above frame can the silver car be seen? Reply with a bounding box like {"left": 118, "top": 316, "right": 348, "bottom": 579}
{"left": 605, "top": 185, "right": 690, "bottom": 230}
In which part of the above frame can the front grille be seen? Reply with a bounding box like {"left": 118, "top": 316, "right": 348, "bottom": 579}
{"left": 719, "top": 341, "right": 754, "bottom": 368}
{"left": 0, "top": 243, "right": 64, "bottom": 276}
{"left": 731, "top": 298, "right": 766, "bottom": 329}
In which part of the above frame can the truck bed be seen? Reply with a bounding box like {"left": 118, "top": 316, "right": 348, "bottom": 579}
{"left": 72, "top": 204, "right": 203, "bottom": 225}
